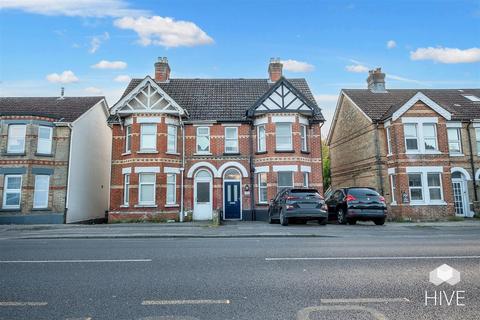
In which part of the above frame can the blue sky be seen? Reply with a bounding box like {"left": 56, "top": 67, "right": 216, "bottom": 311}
{"left": 0, "top": 0, "right": 479, "bottom": 130}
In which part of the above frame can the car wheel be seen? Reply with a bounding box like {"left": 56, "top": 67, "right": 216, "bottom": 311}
{"left": 337, "top": 209, "right": 347, "bottom": 225}
{"left": 347, "top": 219, "right": 357, "bottom": 225}
{"left": 318, "top": 219, "right": 327, "bottom": 226}
{"left": 280, "top": 210, "right": 289, "bottom": 226}
{"left": 374, "top": 218, "right": 385, "bottom": 226}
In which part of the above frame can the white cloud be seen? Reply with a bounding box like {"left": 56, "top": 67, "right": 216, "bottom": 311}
{"left": 387, "top": 40, "right": 397, "bottom": 49}
{"left": 280, "top": 59, "right": 315, "bottom": 72}
{"left": 410, "top": 47, "right": 480, "bottom": 64}
{"left": 345, "top": 64, "right": 369, "bottom": 73}
{"left": 0, "top": 0, "right": 147, "bottom": 17}
{"left": 89, "top": 32, "right": 109, "bottom": 54}
{"left": 46, "top": 70, "right": 79, "bottom": 84}
{"left": 113, "top": 16, "right": 214, "bottom": 48}
{"left": 114, "top": 75, "right": 131, "bottom": 82}
{"left": 387, "top": 74, "right": 430, "bottom": 86}
{"left": 92, "top": 60, "right": 127, "bottom": 70}
{"left": 84, "top": 86, "right": 102, "bottom": 94}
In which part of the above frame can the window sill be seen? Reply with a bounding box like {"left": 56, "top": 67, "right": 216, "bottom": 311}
{"left": 166, "top": 152, "right": 180, "bottom": 156}
{"left": 408, "top": 201, "right": 447, "bottom": 206}
{"left": 405, "top": 150, "right": 442, "bottom": 155}
{"left": 120, "top": 204, "right": 129, "bottom": 208}
{"left": 3, "top": 152, "right": 26, "bottom": 156}
{"left": 300, "top": 150, "right": 310, "bottom": 154}
{"left": 165, "top": 204, "right": 179, "bottom": 208}
{"left": 390, "top": 202, "right": 397, "bottom": 206}
{"left": 31, "top": 208, "right": 52, "bottom": 211}
{"left": 223, "top": 152, "right": 240, "bottom": 156}
{"left": 194, "top": 152, "right": 212, "bottom": 156}
{"left": 0, "top": 208, "right": 21, "bottom": 212}
{"left": 35, "top": 153, "right": 53, "bottom": 157}
{"left": 255, "top": 151, "right": 267, "bottom": 155}
{"left": 137, "top": 150, "right": 158, "bottom": 154}
{"left": 449, "top": 153, "right": 465, "bottom": 157}
{"left": 121, "top": 152, "right": 132, "bottom": 156}
{"left": 275, "top": 150, "right": 295, "bottom": 153}
{"left": 134, "top": 204, "right": 158, "bottom": 208}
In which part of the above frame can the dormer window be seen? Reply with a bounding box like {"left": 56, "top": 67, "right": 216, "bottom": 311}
{"left": 463, "top": 95, "right": 480, "bottom": 102}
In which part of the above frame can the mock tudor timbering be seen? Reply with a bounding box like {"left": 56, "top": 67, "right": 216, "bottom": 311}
{"left": 108, "top": 57, "right": 325, "bottom": 222}
{"left": 328, "top": 68, "right": 480, "bottom": 220}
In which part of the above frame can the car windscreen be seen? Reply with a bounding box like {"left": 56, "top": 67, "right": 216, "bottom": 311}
{"left": 347, "top": 188, "right": 380, "bottom": 198}
{"left": 290, "top": 189, "right": 322, "bottom": 199}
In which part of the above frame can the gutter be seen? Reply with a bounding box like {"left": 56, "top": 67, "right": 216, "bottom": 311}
{"left": 466, "top": 122, "right": 478, "bottom": 201}
{"left": 374, "top": 122, "right": 385, "bottom": 195}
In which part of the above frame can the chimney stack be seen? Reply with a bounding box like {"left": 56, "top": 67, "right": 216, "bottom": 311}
{"left": 367, "top": 68, "right": 386, "bottom": 93}
{"left": 154, "top": 57, "right": 170, "bottom": 82}
{"left": 57, "top": 87, "right": 65, "bottom": 100}
{"left": 268, "top": 57, "right": 283, "bottom": 82}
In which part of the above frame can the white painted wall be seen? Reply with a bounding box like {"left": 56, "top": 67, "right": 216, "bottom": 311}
{"left": 66, "top": 100, "right": 112, "bottom": 223}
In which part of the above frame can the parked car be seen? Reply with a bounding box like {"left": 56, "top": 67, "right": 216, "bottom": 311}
{"left": 325, "top": 187, "right": 387, "bottom": 225}
{"left": 268, "top": 188, "right": 328, "bottom": 226}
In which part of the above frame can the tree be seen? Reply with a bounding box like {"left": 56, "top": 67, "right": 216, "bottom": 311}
{"left": 322, "top": 140, "right": 331, "bottom": 191}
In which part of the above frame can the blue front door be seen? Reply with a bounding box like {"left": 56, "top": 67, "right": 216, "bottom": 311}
{"left": 224, "top": 181, "right": 241, "bottom": 220}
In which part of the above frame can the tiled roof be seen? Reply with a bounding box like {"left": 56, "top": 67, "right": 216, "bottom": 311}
{"left": 343, "top": 89, "right": 480, "bottom": 121}
{"left": 0, "top": 96, "right": 104, "bottom": 122}
{"left": 119, "top": 78, "right": 324, "bottom": 121}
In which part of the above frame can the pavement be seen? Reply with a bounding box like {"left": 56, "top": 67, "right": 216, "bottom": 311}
{"left": 1, "top": 219, "right": 480, "bottom": 240}
{"left": 1, "top": 220, "right": 479, "bottom": 319}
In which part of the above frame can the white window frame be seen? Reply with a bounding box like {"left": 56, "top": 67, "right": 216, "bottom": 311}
{"left": 125, "top": 125, "right": 132, "bottom": 153}
{"left": 423, "top": 123, "right": 438, "bottom": 151}
{"left": 408, "top": 173, "right": 424, "bottom": 203}
{"left": 275, "top": 123, "right": 292, "bottom": 151}
{"left": 196, "top": 126, "right": 211, "bottom": 154}
{"left": 389, "top": 174, "right": 396, "bottom": 204}
{"left": 303, "top": 172, "right": 309, "bottom": 187}
{"left": 406, "top": 167, "right": 445, "bottom": 205}
{"left": 37, "top": 126, "right": 53, "bottom": 155}
{"left": 476, "top": 127, "right": 480, "bottom": 156}
{"left": 123, "top": 174, "right": 130, "bottom": 206}
{"left": 166, "top": 173, "right": 177, "bottom": 205}
{"left": 224, "top": 127, "right": 239, "bottom": 153}
{"left": 2, "top": 175, "right": 22, "bottom": 209}
{"left": 258, "top": 172, "right": 268, "bottom": 204}
{"left": 402, "top": 118, "right": 439, "bottom": 154}
{"left": 386, "top": 126, "right": 392, "bottom": 155}
{"left": 33, "top": 175, "right": 50, "bottom": 209}
{"left": 300, "top": 124, "right": 308, "bottom": 152}
{"left": 167, "top": 125, "right": 177, "bottom": 153}
{"left": 140, "top": 123, "right": 157, "bottom": 151}
{"left": 7, "top": 124, "right": 26, "bottom": 154}
{"left": 257, "top": 125, "right": 266, "bottom": 152}
{"left": 447, "top": 127, "right": 462, "bottom": 155}
{"left": 277, "top": 171, "right": 294, "bottom": 192}
{"left": 138, "top": 173, "right": 156, "bottom": 206}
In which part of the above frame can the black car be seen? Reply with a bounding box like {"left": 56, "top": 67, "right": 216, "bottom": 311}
{"left": 326, "top": 187, "right": 387, "bottom": 225}
{"left": 268, "top": 188, "right": 328, "bottom": 226}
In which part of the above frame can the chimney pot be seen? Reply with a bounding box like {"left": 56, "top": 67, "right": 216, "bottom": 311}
{"left": 367, "top": 67, "right": 386, "bottom": 93}
{"left": 268, "top": 57, "right": 283, "bottom": 82}
{"left": 154, "top": 56, "right": 170, "bottom": 82}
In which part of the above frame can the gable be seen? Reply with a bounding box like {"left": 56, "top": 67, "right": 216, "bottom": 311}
{"left": 111, "top": 76, "right": 186, "bottom": 116}
{"left": 391, "top": 92, "right": 451, "bottom": 121}
{"left": 247, "top": 78, "right": 316, "bottom": 117}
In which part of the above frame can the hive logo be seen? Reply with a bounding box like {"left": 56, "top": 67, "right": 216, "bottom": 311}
{"left": 429, "top": 264, "right": 461, "bottom": 286}
{"left": 425, "top": 264, "right": 465, "bottom": 306}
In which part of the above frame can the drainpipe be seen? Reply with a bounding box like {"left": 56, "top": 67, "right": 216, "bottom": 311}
{"left": 249, "top": 122, "right": 255, "bottom": 221}
{"left": 179, "top": 113, "right": 185, "bottom": 222}
{"left": 466, "top": 122, "right": 478, "bottom": 201}
{"left": 374, "top": 122, "right": 385, "bottom": 195}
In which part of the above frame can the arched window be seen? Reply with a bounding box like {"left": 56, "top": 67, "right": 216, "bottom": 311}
{"left": 196, "top": 169, "right": 211, "bottom": 179}
{"left": 224, "top": 168, "right": 241, "bottom": 180}
{"left": 452, "top": 172, "right": 463, "bottom": 179}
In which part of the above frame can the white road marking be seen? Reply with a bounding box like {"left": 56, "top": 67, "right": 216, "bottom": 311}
{"left": 321, "top": 298, "right": 410, "bottom": 303}
{"left": 0, "top": 301, "right": 48, "bottom": 306}
{"left": 266, "top": 255, "right": 480, "bottom": 261}
{"left": 0, "top": 259, "right": 152, "bottom": 263}
{"left": 142, "top": 299, "right": 231, "bottom": 305}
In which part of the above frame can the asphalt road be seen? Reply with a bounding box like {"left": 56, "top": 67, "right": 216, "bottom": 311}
{"left": 0, "top": 225, "right": 479, "bottom": 320}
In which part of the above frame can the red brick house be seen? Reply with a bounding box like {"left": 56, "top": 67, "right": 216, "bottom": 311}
{"left": 108, "top": 58, "right": 324, "bottom": 222}
{"left": 328, "top": 68, "right": 480, "bottom": 220}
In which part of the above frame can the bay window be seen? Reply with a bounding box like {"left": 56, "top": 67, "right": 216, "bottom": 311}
{"left": 37, "top": 126, "right": 53, "bottom": 155}
{"left": 386, "top": 126, "right": 392, "bottom": 154}
{"left": 303, "top": 172, "right": 309, "bottom": 187}
{"left": 7, "top": 125, "right": 26, "bottom": 154}
{"left": 276, "top": 123, "right": 292, "bottom": 151}
{"left": 390, "top": 174, "right": 397, "bottom": 204}
{"left": 407, "top": 168, "right": 444, "bottom": 204}
{"left": 138, "top": 173, "right": 156, "bottom": 205}
{"left": 300, "top": 125, "right": 308, "bottom": 152}
{"left": 123, "top": 174, "right": 130, "bottom": 206}
{"left": 277, "top": 171, "right": 293, "bottom": 192}
{"left": 258, "top": 173, "right": 267, "bottom": 203}
{"left": 423, "top": 124, "right": 437, "bottom": 151}
{"left": 447, "top": 128, "right": 462, "bottom": 154}
{"left": 408, "top": 173, "right": 423, "bottom": 201}
{"left": 427, "top": 173, "right": 443, "bottom": 201}
{"left": 196, "top": 127, "right": 210, "bottom": 153}
{"left": 33, "top": 175, "right": 50, "bottom": 209}
{"left": 225, "top": 127, "right": 239, "bottom": 153}
{"left": 404, "top": 123, "right": 418, "bottom": 151}
{"left": 166, "top": 173, "right": 176, "bottom": 205}
{"left": 403, "top": 119, "right": 439, "bottom": 153}
{"left": 125, "top": 126, "right": 132, "bottom": 153}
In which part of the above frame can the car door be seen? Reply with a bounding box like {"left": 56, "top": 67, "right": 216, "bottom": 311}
{"left": 269, "top": 190, "right": 282, "bottom": 218}
{"left": 326, "top": 190, "right": 339, "bottom": 211}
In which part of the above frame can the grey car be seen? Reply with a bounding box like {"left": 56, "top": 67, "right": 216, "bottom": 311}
{"left": 268, "top": 188, "right": 328, "bottom": 226}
